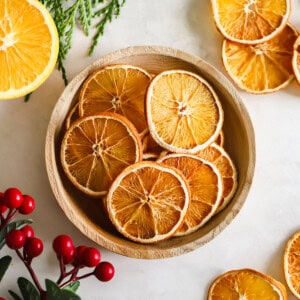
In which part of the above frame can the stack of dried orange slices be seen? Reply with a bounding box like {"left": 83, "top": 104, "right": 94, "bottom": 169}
{"left": 211, "top": 0, "right": 300, "bottom": 93}
{"left": 60, "top": 64, "right": 238, "bottom": 244}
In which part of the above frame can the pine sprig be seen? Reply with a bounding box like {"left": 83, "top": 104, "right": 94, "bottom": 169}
{"left": 39, "top": 0, "right": 126, "bottom": 84}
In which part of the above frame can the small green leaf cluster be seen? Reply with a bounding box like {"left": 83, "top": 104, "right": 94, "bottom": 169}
{"left": 9, "top": 278, "right": 80, "bottom": 300}
{"left": 39, "top": 0, "right": 126, "bottom": 85}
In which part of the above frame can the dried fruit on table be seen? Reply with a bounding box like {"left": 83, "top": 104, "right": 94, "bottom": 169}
{"left": 207, "top": 268, "right": 288, "bottom": 299}
{"left": 65, "top": 102, "right": 80, "bottom": 130}
{"left": 283, "top": 230, "right": 300, "bottom": 299}
{"left": 106, "top": 161, "right": 190, "bottom": 243}
{"left": 214, "top": 130, "right": 224, "bottom": 148}
{"left": 197, "top": 143, "right": 238, "bottom": 213}
{"left": 222, "top": 24, "right": 298, "bottom": 94}
{"left": 292, "top": 35, "right": 300, "bottom": 85}
{"left": 211, "top": 0, "right": 291, "bottom": 44}
{"left": 158, "top": 154, "right": 223, "bottom": 236}
{"left": 146, "top": 70, "right": 223, "bottom": 153}
{"left": 60, "top": 112, "right": 142, "bottom": 197}
{"left": 78, "top": 64, "right": 151, "bottom": 133}
{"left": 0, "top": 0, "right": 59, "bottom": 99}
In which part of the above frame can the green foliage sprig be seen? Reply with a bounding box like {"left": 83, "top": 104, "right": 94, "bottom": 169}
{"left": 39, "top": 0, "right": 126, "bottom": 85}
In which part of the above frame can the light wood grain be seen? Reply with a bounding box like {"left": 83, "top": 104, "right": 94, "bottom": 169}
{"left": 45, "top": 46, "right": 255, "bottom": 259}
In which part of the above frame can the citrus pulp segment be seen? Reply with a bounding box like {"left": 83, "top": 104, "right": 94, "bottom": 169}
{"left": 197, "top": 143, "right": 238, "bottom": 213}
{"left": 211, "top": 0, "right": 291, "bottom": 44}
{"left": 146, "top": 70, "right": 223, "bottom": 153}
{"left": 60, "top": 113, "right": 142, "bottom": 197}
{"left": 106, "top": 161, "right": 190, "bottom": 243}
{"left": 283, "top": 230, "right": 300, "bottom": 299}
{"left": 293, "top": 36, "right": 300, "bottom": 85}
{"left": 158, "top": 154, "right": 223, "bottom": 236}
{"left": 78, "top": 64, "right": 151, "bottom": 133}
{"left": 222, "top": 24, "right": 298, "bottom": 94}
{"left": 207, "top": 268, "right": 288, "bottom": 300}
{"left": 0, "top": 0, "right": 59, "bottom": 99}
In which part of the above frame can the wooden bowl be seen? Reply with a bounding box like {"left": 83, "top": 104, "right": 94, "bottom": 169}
{"left": 45, "top": 46, "right": 255, "bottom": 259}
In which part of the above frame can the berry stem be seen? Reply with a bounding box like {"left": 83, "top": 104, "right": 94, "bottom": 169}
{"left": 57, "top": 256, "right": 66, "bottom": 285}
{"left": 15, "top": 249, "right": 45, "bottom": 295}
{"left": 6, "top": 208, "right": 18, "bottom": 224}
{"left": 0, "top": 209, "right": 17, "bottom": 230}
{"left": 59, "top": 271, "right": 93, "bottom": 289}
{"left": 0, "top": 213, "right": 5, "bottom": 228}
{"left": 76, "top": 271, "right": 94, "bottom": 281}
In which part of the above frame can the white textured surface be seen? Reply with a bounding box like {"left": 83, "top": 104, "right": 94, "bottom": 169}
{"left": 1, "top": 1, "right": 300, "bottom": 299}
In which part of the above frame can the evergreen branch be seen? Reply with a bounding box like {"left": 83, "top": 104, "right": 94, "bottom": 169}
{"left": 90, "top": 0, "right": 125, "bottom": 55}
{"left": 39, "top": 0, "right": 126, "bottom": 85}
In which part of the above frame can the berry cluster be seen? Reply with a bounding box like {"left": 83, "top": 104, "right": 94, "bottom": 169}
{"left": 0, "top": 187, "right": 35, "bottom": 228}
{"left": 53, "top": 234, "right": 115, "bottom": 286}
{"left": 0, "top": 187, "right": 115, "bottom": 299}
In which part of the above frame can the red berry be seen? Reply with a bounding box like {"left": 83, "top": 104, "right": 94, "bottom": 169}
{"left": 94, "top": 262, "right": 115, "bottom": 282}
{"left": 21, "top": 225, "right": 35, "bottom": 239}
{"left": 6, "top": 229, "right": 26, "bottom": 249}
{"left": 0, "top": 297, "right": 6, "bottom": 300}
{"left": 18, "top": 195, "right": 35, "bottom": 214}
{"left": 72, "top": 245, "right": 88, "bottom": 266}
{"left": 0, "top": 193, "right": 7, "bottom": 213}
{"left": 82, "top": 247, "right": 101, "bottom": 267}
{"left": 53, "top": 235, "right": 74, "bottom": 257}
{"left": 61, "top": 246, "right": 76, "bottom": 264}
{"left": 0, "top": 203, "right": 7, "bottom": 214}
{"left": 3, "top": 188, "right": 23, "bottom": 209}
{"left": 24, "top": 237, "right": 43, "bottom": 258}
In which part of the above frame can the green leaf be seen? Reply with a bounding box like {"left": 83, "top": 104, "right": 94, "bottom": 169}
{"left": 0, "top": 255, "right": 12, "bottom": 282}
{"left": 63, "top": 281, "right": 80, "bottom": 293}
{"left": 40, "top": 0, "right": 126, "bottom": 83}
{"left": 8, "top": 290, "right": 22, "bottom": 300}
{"left": 0, "top": 219, "right": 33, "bottom": 250}
{"left": 17, "top": 277, "right": 40, "bottom": 300}
{"left": 46, "top": 279, "right": 81, "bottom": 300}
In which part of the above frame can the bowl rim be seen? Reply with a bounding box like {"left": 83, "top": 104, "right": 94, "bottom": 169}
{"left": 45, "top": 45, "right": 256, "bottom": 259}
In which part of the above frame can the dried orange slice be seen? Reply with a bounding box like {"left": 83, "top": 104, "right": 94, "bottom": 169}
{"left": 0, "top": 0, "right": 59, "bottom": 100}
{"left": 141, "top": 131, "right": 165, "bottom": 156}
{"left": 158, "top": 154, "right": 222, "bottom": 236}
{"left": 214, "top": 130, "right": 224, "bottom": 147}
{"left": 197, "top": 143, "right": 238, "bottom": 213}
{"left": 293, "top": 36, "right": 300, "bottom": 85}
{"left": 65, "top": 102, "right": 80, "bottom": 130}
{"left": 106, "top": 161, "right": 190, "bottom": 243}
{"left": 283, "top": 230, "right": 300, "bottom": 298}
{"left": 78, "top": 64, "right": 151, "bottom": 133}
{"left": 60, "top": 112, "right": 142, "bottom": 197}
{"left": 211, "top": 0, "right": 291, "bottom": 44}
{"left": 222, "top": 24, "right": 298, "bottom": 94}
{"left": 146, "top": 70, "right": 223, "bottom": 153}
{"left": 208, "top": 268, "right": 288, "bottom": 299}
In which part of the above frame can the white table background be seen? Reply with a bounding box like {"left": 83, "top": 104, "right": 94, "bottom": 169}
{"left": 1, "top": 1, "right": 300, "bottom": 299}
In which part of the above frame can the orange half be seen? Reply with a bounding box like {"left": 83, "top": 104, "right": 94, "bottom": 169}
{"left": 0, "top": 0, "right": 59, "bottom": 99}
